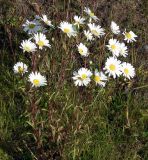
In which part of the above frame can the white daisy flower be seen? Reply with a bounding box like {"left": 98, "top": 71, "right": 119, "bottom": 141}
{"left": 77, "top": 43, "right": 89, "bottom": 57}
{"left": 29, "top": 72, "right": 47, "bottom": 87}
{"left": 59, "top": 21, "right": 77, "bottom": 37}
{"left": 104, "top": 57, "right": 122, "bottom": 78}
{"left": 72, "top": 68, "right": 92, "bottom": 86}
{"left": 94, "top": 70, "right": 107, "bottom": 87}
{"left": 74, "top": 15, "right": 85, "bottom": 27}
{"left": 13, "top": 62, "right": 28, "bottom": 74}
{"left": 123, "top": 30, "right": 137, "bottom": 43}
{"left": 119, "top": 42, "right": 128, "bottom": 57}
{"left": 121, "top": 62, "right": 135, "bottom": 79}
{"left": 111, "top": 21, "right": 120, "bottom": 34}
{"left": 88, "top": 23, "right": 105, "bottom": 38}
{"left": 84, "top": 7, "right": 99, "bottom": 21}
{"left": 34, "top": 33, "right": 51, "bottom": 49}
{"left": 20, "top": 40, "right": 37, "bottom": 53}
{"left": 22, "top": 20, "right": 42, "bottom": 34}
{"left": 106, "top": 38, "right": 120, "bottom": 57}
{"left": 41, "top": 15, "right": 54, "bottom": 27}
{"left": 84, "top": 30, "right": 93, "bottom": 41}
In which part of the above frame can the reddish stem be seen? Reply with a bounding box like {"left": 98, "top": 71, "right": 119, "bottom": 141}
{"left": 32, "top": 53, "right": 36, "bottom": 73}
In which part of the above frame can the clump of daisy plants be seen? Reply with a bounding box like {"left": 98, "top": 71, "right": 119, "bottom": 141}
{"left": 12, "top": 6, "right": 138, "bottom": 159}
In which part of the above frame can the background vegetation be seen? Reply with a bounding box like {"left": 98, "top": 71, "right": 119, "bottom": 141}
{"left": 0, "top": 0, "right": 148, "bottom": 159}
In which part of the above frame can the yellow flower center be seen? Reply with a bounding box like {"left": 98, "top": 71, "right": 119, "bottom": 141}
{"left": 94, "top": 75, "right": 101, "bottom": 82}
{"left": 125, "top": 32, "right": 132, "bottom": 39}
{"left": 90, "top": 12, "right": 95, "bottom": 17}
{"left": 64, "top": 28, "right": 70, "bottom": 33}
{"left": 111, "top": 45, "right": 116, "bottom": 50}
{"left": 124, "top": 68, "right": 129, "bottom": 75}
{"left": 109, "top": 64, "right": 116, "bottom": 71}
{"left": 24, "top": 46, "right": 31, "bottom": 52}
{"left": 38, "top": 41, "right": 44, "bottom": 47}
{"left": 18, "top": 66, "right": 24, "bottom": 73}
{"left": 81, "top": 74, "right": 87, "bottom": 80}
{"left": 79, "top": 48, "right": 84, "bottom": 54}
{"left": 33, "top": 79, "right": 40, "bottom": 86}
{"left": 29, "top": 23, "right": 35, "bottom": 29}
{"left": 91, "top": 29, "right": 98, "bottom": 36}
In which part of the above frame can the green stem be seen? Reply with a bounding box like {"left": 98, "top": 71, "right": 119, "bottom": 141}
{"left": 133, "top": 84, "right": 148, "bottom": 90}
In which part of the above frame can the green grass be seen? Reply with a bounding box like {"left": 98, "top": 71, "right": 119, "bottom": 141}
{"left": 0, "top": 0, "right": 148, "bottom": 159}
